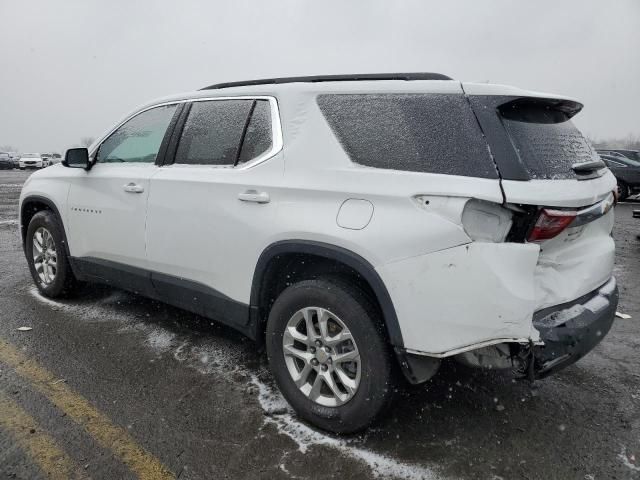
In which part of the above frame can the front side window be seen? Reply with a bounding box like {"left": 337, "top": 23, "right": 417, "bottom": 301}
{"left": 96, "top": 104, "right": 177, "bottom": 164}
{"left": 174, "top": 99, "right": 273, "bottom": 166}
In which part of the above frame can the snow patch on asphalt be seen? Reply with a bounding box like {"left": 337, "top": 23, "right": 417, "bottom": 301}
{"left": 29, "top": 286, "right": 443, "bottom": 480}
{"left": 29, "top": 286, "right": 134, "bottom": 323}
{"left": 140, "top": 325, "right": 442, "bottom": 480}
{"left": 250, "top": 375, "right": 442, "bottom": 480}
{"left": 618, "top": 446, "right": 640, "bottom": 472}
{"left": 145, "top": 329, "right": 176, "bottom": 353}
{"left": 0, "top": 220, "right": 18, "bottom": 226}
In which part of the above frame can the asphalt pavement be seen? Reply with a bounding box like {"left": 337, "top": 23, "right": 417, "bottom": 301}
{"left": 1, "top": 169, "right": 639, "bottom": 480}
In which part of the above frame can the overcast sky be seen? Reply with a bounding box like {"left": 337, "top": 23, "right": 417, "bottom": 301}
{"left": 1, "top": 0, "right": 638, "bottom": 153}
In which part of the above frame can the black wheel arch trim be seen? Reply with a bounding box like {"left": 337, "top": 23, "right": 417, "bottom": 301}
{"left": 250, "top": 240, "right": 404, "bottom": 347}
{"left": 20, "top": 195, "right": 71, "bottom": 257}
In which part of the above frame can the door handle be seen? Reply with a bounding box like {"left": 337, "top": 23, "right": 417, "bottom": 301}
{"left": 123, "top": 182, "right": 144, "bottom": 193}
{"left": 238, "top": 190, "right": 270, "bottom": 204}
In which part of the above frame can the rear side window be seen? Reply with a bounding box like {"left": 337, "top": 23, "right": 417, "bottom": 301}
{"left": 238, "top": 100, "right": 272, "bottom": 164}
{"left": 317, "top": 94, "right": 498, "bottom": 178}
{"left": 174, "top": 99, "right": 273, "bottom": 167}
{"left": 175, "top": 100, "right": 252, "bottom": 166}
{"left": 499, "top": 102, "right": 598, "bottom": 180}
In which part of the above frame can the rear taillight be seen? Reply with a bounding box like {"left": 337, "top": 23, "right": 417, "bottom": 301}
{"left": 527, "top": 208, "right": 577, "bottom": 242}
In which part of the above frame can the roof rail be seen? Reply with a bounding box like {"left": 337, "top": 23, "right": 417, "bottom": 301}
{"left": 200, "top": 72, "right": 453, "bottom": 90}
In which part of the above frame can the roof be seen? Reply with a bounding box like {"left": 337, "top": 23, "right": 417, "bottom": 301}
{"left": 200, "top": 72, "right": 453, "bottom": 90}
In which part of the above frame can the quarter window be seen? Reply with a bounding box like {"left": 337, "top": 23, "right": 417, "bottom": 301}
{"left": 96, "top": 104, "right": 177, "bottom": 164}
{"left": 174, "top": 99, "right": 273, "bottom": 166}
{"left": 317, "top": 94, "right": 498, "bottom": 178}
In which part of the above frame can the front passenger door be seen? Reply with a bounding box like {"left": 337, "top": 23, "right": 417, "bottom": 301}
{"left": 66, "top": 103, "right": 179, "bottom": 283}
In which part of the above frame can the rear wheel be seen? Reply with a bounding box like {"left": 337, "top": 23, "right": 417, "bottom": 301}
{"left": 618, "top": 180, "right": 630, "bottom": 201}
{"left": 266, "top": 278, "right": 394, "bottom": 433}
{"left": 25, "top": 211, "right": 78, "bottom": 298}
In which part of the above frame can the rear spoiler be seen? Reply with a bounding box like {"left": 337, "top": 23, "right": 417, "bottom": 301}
{"left": 498, "top": 97, "right": 584, "bottom": 121}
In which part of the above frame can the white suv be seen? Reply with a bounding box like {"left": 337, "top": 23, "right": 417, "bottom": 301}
{"left": 19, "top": 73, "right": 618, "bottom": 433}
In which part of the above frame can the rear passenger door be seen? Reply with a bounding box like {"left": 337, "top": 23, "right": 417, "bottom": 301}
{"left": 145, "top": 97, "right": 283, "bottom": 328}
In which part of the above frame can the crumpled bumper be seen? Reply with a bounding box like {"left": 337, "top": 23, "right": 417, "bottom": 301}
{"left": 532, "top": 277, "right": 618, "bottom": 378}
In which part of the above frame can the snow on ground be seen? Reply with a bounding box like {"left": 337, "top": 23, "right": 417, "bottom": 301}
{"left": 28, "top": 287, "right": 444, "bottom": 480}
{"left": 618, "top": 446, "right": 640, "bottom": 472}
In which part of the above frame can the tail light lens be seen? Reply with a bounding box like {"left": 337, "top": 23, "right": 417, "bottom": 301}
{"left": 527, "top": 208, "right": 577, "bottom": 242}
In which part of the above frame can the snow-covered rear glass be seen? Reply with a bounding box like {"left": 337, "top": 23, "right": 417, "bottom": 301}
{"left": 499, "top": 102, "right": 598, "bottom": 180}
{"left": 317, "top": 94, "right": 498, "bottom": 179}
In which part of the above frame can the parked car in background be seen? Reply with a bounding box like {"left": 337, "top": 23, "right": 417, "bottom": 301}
{"left": 40, "top": 153, "right": 62, "bottom": 167}
{"left": 597, "top": 149, "right": 640, "bottom": 162}
{"left": 8, "top": 152, "right": 20, "bottom": 168}
{"left": 19, "top": 153, "right": 44, "bottom": 169}
{"left": 0, "top": 152, "right": 13, "bottom": 169}
{"left": 19, "top": 74, "right": 618, "bottom": 433}
{"left": 601, "top": 154, "right": 640, "bottom": 200}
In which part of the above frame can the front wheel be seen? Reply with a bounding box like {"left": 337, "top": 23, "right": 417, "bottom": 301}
{"left": 25, "top": 211, "right": 78, "bottom": 298}
{"left": 266, "top": 278, "right": 395, "bottom": 433}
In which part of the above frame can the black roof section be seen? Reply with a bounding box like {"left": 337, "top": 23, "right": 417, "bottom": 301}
{"left": 201, "top": 72, "right": 453, "bottom": 90}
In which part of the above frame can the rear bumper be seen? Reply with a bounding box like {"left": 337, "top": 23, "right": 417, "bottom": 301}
{"left": 532, "top": 277, "right": 618, "bottom": 378}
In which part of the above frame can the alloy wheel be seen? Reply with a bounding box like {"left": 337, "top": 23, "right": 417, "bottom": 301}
{"left": 282, "top": 306, "right": 361, "bottom": 407}
{"left": 32, "top": 227, "right": 57, "bottom": 285}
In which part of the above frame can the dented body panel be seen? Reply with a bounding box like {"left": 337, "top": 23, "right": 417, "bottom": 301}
{"left": 377, "top": 242, "right": 541, "bottom": 355}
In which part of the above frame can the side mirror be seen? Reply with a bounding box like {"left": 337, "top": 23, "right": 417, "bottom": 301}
{"left": 63, "top": 148, "right": 91, "bottom": 169}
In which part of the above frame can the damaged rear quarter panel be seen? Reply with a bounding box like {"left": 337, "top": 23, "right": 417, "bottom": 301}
{"left": 377, "top": 242, "right": 541, "bottom": 355}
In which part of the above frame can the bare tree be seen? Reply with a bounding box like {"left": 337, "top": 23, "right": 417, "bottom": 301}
{"left": 0, "top": 144, "right": 17, "bottom": 152}
{"left": 80, "top": 137, "right": 95, "bottom": 148}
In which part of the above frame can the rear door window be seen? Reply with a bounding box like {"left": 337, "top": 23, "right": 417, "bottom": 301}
{"left": 175, "top": 100, "right": 253, "bottom": 166}
{"left": 317, "top": 94, "right": 498, "bottom": 179}
{"left": 237, "top": 100, "right": 272, "bottom": 165}
{"left": 174, "top": 99, "right": 273, "bottom": 166}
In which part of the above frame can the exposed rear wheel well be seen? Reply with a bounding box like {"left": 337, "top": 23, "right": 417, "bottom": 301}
{"left": 252, "top": 245, "right": 402, "bottom": 347}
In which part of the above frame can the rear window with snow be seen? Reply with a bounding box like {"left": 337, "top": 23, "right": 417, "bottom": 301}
{"left": 500, "top": 104, "right": 598, "bottom": 180}
{"left": 317, "top": 94, "right": 498, "bottom": 178}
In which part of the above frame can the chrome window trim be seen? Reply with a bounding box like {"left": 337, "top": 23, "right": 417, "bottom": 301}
{"left": 90, "top": 96, "right": 283, "bottom": 170}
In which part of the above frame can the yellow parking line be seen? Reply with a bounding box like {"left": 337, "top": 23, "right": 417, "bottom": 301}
{"left": 0, "top": 338, "right": 174, "bottom": 480}
{"left": 0, "top": 390, "right": 86, "bottom": 480}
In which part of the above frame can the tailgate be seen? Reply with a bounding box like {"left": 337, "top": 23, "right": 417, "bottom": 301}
{"left": 465, "top": 86, "right": 617, "bottom": 310}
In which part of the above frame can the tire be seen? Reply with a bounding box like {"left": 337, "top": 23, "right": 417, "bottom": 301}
{"left": 266, "top": 277, "right": 395, "bottom": 433}
{"left": 618, "top": 181, "right": 630, "bottom": 201}
{"left": 25, "top": 210, "right": 78, "bottom": 298}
